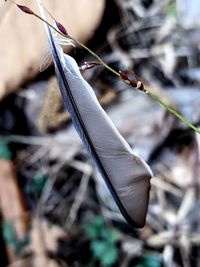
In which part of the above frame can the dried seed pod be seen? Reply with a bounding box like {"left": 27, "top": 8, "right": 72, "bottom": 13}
{"left": 119, "top": 70, "right": 129, "bottom": 81}
{"left": 16, "top": 4, "right": 34, "bottom": 15}
{"left": 130, "top": 79, "right": 138, "bottom": 88}
{"left": 80, "top": 61, "right": 102, "bottom": 71}
{"left": 136, "top": 81, "right": 144, "bottom": 91}
{"left": 55, "top": 21, "right": 68, "bottom": 35}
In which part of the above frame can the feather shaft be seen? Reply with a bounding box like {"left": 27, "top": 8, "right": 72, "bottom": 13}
{"left": 36, "top": 1, "right": 153, "bottom": 228}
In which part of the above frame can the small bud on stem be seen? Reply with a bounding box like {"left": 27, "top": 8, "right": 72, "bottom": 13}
{"left": 16, "top": 4, "right": 34, "bottom": 15}
{"left": 55, "top": 21, "right": 68, "bottom": 36}
{"left": 119, "top": 70, "right": 129, "bottom": 81}
{"left": 80, "top": 61, "right": 102, "bottom": 71}
{"left": 39, "top": 3, "right": 68, "bottom": 36}
{"left": 136, "top": 81, "right": 144, "bottom": 91}
{"left": 119, "top": 70, "right": 146, "bottom": 91}
{"left": 129, "top": 79, "right": 137, "bottom": 88}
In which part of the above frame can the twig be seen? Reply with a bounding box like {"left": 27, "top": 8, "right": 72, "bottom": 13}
{"left": 64, "top": 161, "right": 91, "bottom": 230}
{"left": 0, "top": 134, "right": 78, "bottom": 146}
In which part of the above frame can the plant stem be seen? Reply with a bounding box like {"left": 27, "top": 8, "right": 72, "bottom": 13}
{"left": 34, "top": 12, "right": 200, "bottom": 135}
{"left": 34, "top": 13, "right": 120, "bottom": 77}
{"left": 147, "top": 91, "right": 200, "bottom": 134}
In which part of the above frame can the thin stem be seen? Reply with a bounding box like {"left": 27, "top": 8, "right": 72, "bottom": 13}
{"left": 33, "top": 14, "right": 120, "bottom": 77}
{"left": 74, "top": 40, "right": 120, "bottom": 77}
{"left": 147, "top": 91, "right": 200, "bottom": 134}
{"left": 34, "top": 12, "right": 200, "bottom": 135}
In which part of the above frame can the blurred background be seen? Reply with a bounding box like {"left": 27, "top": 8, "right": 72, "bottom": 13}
{"left": 0, "top": 0, "right": 200, "bottom": 266}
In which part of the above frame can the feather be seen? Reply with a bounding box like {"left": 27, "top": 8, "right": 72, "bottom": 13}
{"left": 36, "top": 1, "right": 153, "bottom": 228}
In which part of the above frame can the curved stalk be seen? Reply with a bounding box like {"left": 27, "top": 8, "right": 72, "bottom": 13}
{"left": 28, "top": 11, "right": 200, "bottom": 135}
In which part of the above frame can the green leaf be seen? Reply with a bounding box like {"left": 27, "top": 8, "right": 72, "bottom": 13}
{"left": 92, "top": 216, "right": 105, "bottom": 228}
{"left": 91, "top": 240, "right": 107, "bottom": 258}
{"left": 27, "top": 174, "right": 48, "bottom": 195}
{"left": 135, "top": 253, "right": 162, "bottom": 267}
{"left": 86, "top": 216, "right": 119, "bottom": 266}
{"left": 3, "top": 221, "right": 18, "bottom": 246}
{"left": 0, "top": 141, "right": 12, "bottom": 160}
{"left": 85, "top": 216, "right": 105, "bottom": 239}
{"left": 91, "top": 241, "right": 118, "bottom": 267}
{"left": 100, "top": 243, "right": 118, "bottom": 267}
{"left": 3, "top": 221, "right": 30, "bottom": 255}
{"left": 106, "top": 229, "right": 120, "bottom": 243}
{"left": 86, "top": 224, "right": 99, "bottom": 239}
{"left": 142, "top": 253, "right": 161, "bottom": 267}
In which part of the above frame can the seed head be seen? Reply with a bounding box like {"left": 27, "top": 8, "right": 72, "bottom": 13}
{"left": 55, "top": 21, "right": 68, "bottom": 35}
{"left": 16, "top": 4, "right": 34, "bottom": 15}
{"left": 136, "top": 81, "right": 144, "bottom": 91}
{"left": 80, "top": 61, "right": 102, "bottom": 71}
{"left": 130, "top": 79, "right": 137, "bottom": 88}
{"left": 119, "top": 70, "right": 129, "bottom": 81}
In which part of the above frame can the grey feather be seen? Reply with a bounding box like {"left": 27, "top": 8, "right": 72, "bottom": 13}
{"left": 36, "top": 2, "right": 153, "bottom": 228}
